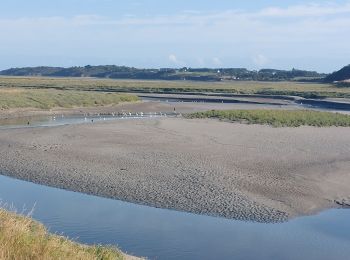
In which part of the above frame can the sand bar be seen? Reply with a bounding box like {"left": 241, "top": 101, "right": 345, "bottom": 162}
{"left": 1, "top": 117, "right": 350, "bottom": 222}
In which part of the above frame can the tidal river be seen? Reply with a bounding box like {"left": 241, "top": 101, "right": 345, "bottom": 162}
{"left": 0, "top": 175, "right": 349, "bottom": 260}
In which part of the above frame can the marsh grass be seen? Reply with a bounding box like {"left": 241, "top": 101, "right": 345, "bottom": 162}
{"left": 1, "top": 76, "right": 350, "bottom": 99}
{"left": 0, "top": 207, "right": 131, "bottom": 260}
{"left": 186, "top": 110, "right": 350, "bottom": 127}
{"left": 0, "top": 88, "right": 139, "bottom": 110}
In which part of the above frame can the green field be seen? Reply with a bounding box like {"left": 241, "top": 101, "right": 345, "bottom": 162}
{"left": 0, "top": 208, "right": 132, "bottom": 260}
{"left": 0, "top": 88, "right": 139, "bottom": 110}
{"left": 1, "top": 76, "right": 350, "bottom": 99}
{"left": 186, "top": 110, "right": 350, "bottom": 127}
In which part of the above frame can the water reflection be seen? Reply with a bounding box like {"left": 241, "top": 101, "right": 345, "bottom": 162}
{"left": 0, "top": 175, "right": 349, "bottom": 260}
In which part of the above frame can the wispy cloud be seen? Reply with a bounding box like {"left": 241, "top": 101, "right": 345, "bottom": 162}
{"left": 258, "top": 2, "right": 350, "bottom": 17}
{"left": 168, "top": 54, "right": 185, "bottom": 66}
{"left": 252, "top": 54, "right": 269, "bottom": 67}
{"left": 0, "top": 1, "right": 349, "bottom": 71}
{"left": 168, "top": 54, "right": 178, "bottom": 63}
{"left": 212, "top": 57, "right": 223, "bottom": 66}
{"left": 2, "top": 2, "right": 350, "bottom": 28}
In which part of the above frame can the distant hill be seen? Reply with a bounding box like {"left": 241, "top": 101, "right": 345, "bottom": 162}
{"left": 324, "top": 65, "right": 350, "bottom": 83}
{"left": 0, "top": 65, "right": 327, "bottom": 82}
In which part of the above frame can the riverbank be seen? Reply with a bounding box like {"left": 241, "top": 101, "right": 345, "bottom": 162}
{"left": 0, "top": 96, "right": 298, "bottom": 120}
{"left": 0, "top": 88, "right": 139, "bottom": 110}
{"left": 0, "top": 87, "right": 140, "bottom": 120}
{"left": 186, "top": 110, "right": 350, "bottom": 127}
{"left": 1, "top": 118, "right": 349, "bottom": 222}
{"left": 0, "top": 208, "right": 141, "bottom": 260}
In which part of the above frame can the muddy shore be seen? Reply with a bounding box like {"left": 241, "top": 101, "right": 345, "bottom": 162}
{"left": 0, "top": 97, "right": 298, "bottom": 120}
{"left": 1, "top": 115, "right": 349, "bottom": 222}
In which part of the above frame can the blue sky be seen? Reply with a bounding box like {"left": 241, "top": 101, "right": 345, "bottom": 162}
{"left": 1, "top": 0, "right": 349, "bottom": 72}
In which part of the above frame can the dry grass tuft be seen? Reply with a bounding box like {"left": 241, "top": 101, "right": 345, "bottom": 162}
{"left": 0, "top": 208, "right": 138, "bottom": 260}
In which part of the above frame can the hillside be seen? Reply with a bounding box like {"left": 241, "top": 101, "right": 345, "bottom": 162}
{"left": 324, "top": 65, "right": 350, "bottom": 83}
{"left": 0, "top": 65, "right": 326, "bottom": 82}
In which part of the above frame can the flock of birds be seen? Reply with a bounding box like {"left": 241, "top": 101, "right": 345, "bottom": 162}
{"left": 25, "top": 111, "right": 179, "bottom": 126}
{"left": 84, "top": 111, "right": 173, "bottom": 123}
{"left": 46, "top": 111, "right": 175, "bottom": 124}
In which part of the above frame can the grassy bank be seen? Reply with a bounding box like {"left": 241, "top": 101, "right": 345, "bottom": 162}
{"left": 0, "top": 208, "right": 137, "bottom": 260}
{"left": 186, "top": 110, "right": 350, "bottom": 127}
{"left": 1, "top": 76, "right": 350, "bottom": 99}
{"left": 0, "top": 88, "right": 139, "bottom": 110}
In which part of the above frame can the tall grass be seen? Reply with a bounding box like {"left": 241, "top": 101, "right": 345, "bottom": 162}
{"left": 0, "top": 208, "right": 137, "bottom": 260}
{"left": 186, "top": 110, "right": 350, "bottom": 127}
{"left": 0, "top": 88, "right": 139, "bottom": 110}
{"left": 1, "top": 76, "right": 350, "bottom": 99}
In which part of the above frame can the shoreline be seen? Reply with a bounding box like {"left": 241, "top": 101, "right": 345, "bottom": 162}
{"left": 0, "top": 102, "right": 146, "bottom": 120}
{"left": 1, "top": 93, "right": 350, "bottom": 123}
{"left": 0, "top": 98, "right": 301, "bottom": 121}
{"left": 0, "top": 208, "right": 142, "bottom": 260}
{"left": 1, "top": 117, "right": 350, "bottom": 222}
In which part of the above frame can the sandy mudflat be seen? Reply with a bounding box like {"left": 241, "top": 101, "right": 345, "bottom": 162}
{"left": 0, "top": 118, "right": 350, "bottom": 222}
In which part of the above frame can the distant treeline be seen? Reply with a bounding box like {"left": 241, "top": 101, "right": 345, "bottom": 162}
{"left": 0, "top": 65, "right": 328, "bottom": 82}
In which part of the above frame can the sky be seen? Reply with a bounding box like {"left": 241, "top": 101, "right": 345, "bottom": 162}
{"left": 0, "top": 0, "right": 350, "bottom": 72}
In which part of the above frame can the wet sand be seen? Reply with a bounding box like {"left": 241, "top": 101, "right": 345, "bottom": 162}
{"left": 1, "top": 117, "right": 349, "bottom": 222}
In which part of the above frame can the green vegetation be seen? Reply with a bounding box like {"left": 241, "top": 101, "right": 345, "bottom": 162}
{"left": 0, "top": 65, "right": 326, "bottom": 82}
{"left": 1, "top": 76, "right": 350, "bottom": 99}
{"left": 0, "top": 88, "right": 139, "bottom": 110}
{"left": 336, "top": 81, "right": 350, "bottom": 88}
{"left": 325, "top": 64, "right": 350, "bottom": 83}
{"left": 186, "top": 110, "right": 350, "bottom": 127}
{"left": 0, "top": 208, "right": 135, "bottom": 260}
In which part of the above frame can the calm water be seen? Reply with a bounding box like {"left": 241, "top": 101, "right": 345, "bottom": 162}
{"left": 0, "top": 175, "right": 349, "bottom": 260}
